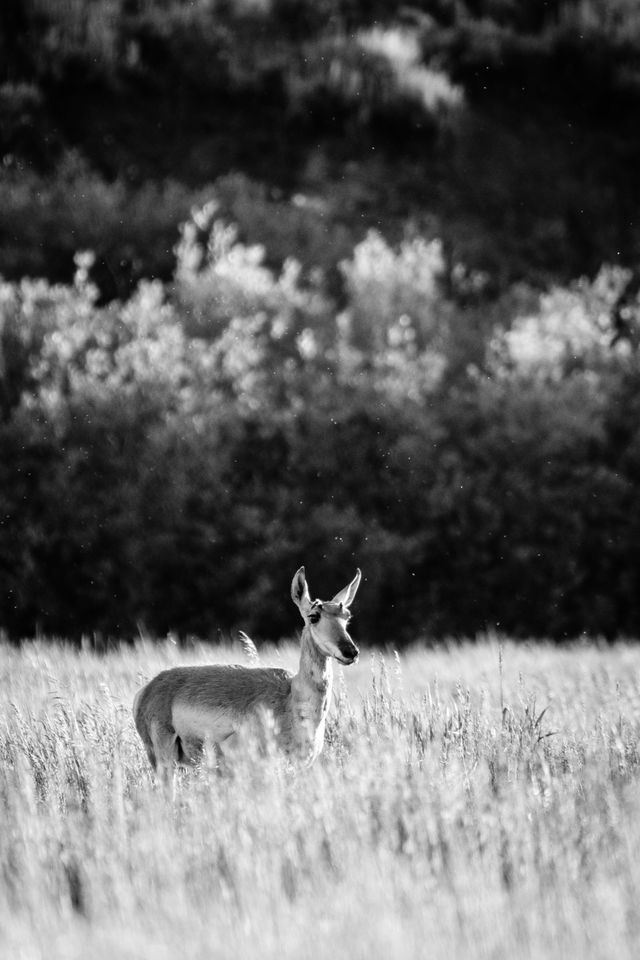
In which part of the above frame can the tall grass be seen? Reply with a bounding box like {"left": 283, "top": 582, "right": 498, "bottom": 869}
{"left": 1, "top": 638, "right": 640, "bottom": 959}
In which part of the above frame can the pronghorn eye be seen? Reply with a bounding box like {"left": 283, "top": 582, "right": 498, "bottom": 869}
{"left": 309, "top": 611, "right": 321, "bottom": 624}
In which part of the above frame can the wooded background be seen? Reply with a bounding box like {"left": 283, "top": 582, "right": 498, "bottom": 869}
{"left": 1, "top": 0, "right": 640, "bottom": 642}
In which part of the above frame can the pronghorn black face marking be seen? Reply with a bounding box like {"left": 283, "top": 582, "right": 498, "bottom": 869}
{"left": 308, "top": 600, "right": 324, "bottom": 624}
{"left": 309, "top": 611, "right": 321, "bottom": 625}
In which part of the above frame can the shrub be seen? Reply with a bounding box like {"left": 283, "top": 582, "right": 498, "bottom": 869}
{"left": 0, "top": 82, "right": 50, "bottom": 162}
{"left": 173, "top": 202, "right": 335, "bottom": 355}
{"left": 211, "top": 174, "right": 358, "bottom": 278}
{"left": 284, "top": 28, "right": 462, "bottom": 135}
{"left": 488, "top": 265, "right": 634, "bottom": 381}
{"left": 0, "top": 153, "right": 213, "bottom": 295}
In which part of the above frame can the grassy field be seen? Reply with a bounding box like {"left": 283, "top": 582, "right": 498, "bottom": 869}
{"left": 1, "top": 637, "right": 640, "bottom": 959}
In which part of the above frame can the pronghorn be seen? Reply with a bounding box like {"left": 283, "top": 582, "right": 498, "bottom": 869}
{"left": 133, "top": 567, "right": 361, "bottom": 779}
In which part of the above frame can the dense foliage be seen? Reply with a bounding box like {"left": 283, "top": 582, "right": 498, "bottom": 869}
{"left": 1, "top": 1, "right": 640, "bottom": 640}
{"left": 1, "top": 204, "right": 639, "bottom": 641}
{"left": 2, "top": 0, "right": 640, "bottom": 296}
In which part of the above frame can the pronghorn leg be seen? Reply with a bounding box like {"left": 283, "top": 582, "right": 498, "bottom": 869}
{"left": 144, "top": 744, "right": 157, "bottom": 771}
{"left": 187, "top": 732, "right": 240, "bottom": 776}
{"left": 150, "top": 720, "right": 180, "bottom": 794}
{"left": 178, "top": 736, "right": 205, "bottom": 767}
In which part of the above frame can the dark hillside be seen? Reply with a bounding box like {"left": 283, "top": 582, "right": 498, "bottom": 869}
{"left": 2, "top": 0, "right": 640, "bottom": 296}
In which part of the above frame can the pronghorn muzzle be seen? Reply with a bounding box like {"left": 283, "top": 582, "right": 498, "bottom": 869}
{"left": 339, "top": 640, "right": 359, "bottom": 664}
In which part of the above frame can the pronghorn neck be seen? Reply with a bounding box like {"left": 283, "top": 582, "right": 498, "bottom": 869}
{"left": 295, "top": 625, "right": 333, "bottom": 693}
{"left": 289, "top": 626, "right": 333, "bottom": 761}
{"left": 291, "top": 624, "right": 333, "bottom": 723}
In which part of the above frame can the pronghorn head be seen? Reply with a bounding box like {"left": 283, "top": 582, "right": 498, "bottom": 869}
{"left": 291, "top": 567, "right": 361, "bottom": 665}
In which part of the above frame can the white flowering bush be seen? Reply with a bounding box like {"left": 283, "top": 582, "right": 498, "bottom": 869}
{"left": 285, "top": 34, "right": 399, "bottom": 124}
{"left": 357, "top": 27, "right": 464, "bottom": 120}
{"left": 341, "top": 231, "right": 448, "bottom": 345}
{"left": 489, "top": 266, "right": 635, "bottom": 381}
{"left": 174, "top": 202, "right": 333, "bottom": 345}
{"left": 0, "top": 254, "right": 219, "bottom": 420}
{"left": 338, "top": 230, "right": 454, "bottom": 393}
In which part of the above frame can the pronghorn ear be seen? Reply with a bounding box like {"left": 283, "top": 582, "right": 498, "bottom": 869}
{"left": 331, "top": 568, "right": 361, "bottom": 608}
{"left": 291, "top": 567, "right": 312, "bottom": 614}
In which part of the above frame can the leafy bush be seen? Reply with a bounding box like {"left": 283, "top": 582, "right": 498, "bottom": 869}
{"left": 211, "top": 174, "right": 358, "bottom": 278}
{"left": 341, "top": 230, "right": 449, "bottom": 352}
{"left": 488, "top": 266, "right": 634, "bottom": 381}
{"left": 0, "top": 154, "right": 213, "bottom": 296}
{"left": 0, "top": 82, "right": 50, "bottom": 161}
{"left": 284, "top": 27, "right": 464, "bottom": 135}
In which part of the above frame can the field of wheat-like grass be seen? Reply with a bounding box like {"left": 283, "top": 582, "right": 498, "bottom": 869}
{"left": 1, "top": 638, "right": 640, "bottom": 959}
